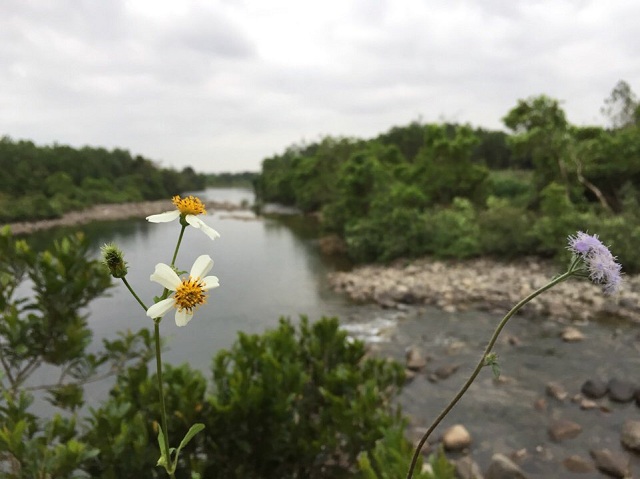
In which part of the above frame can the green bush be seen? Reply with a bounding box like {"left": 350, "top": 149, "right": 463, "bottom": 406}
{"left": 424, "top": 198, "right": 481, "bottom": 259}
{"left": 486, "top": 169, "right": 532, "bottom": 205}
{"left": 202, "top": 317, "right": 406, "bottom": 479}
{"left": 478, "top": 196, "right": 537, "bottom": 257}
{"left": 81, "top": 317, "right": 406, "bottom": 479}
{"left": 83, "top": 363, "right": 209, "bottom": 479}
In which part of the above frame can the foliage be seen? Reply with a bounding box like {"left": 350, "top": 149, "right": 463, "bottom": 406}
{"left": 0, "top": 228, "right": 150, "bottom": 397}
{"left": 423, "top": 198, "right": 481, "bottom": 259}
{"left": 0, "top": 137, "right": 206, "bottom": 222}
{"left": 82, "top": 363, "right": 209, "bottom": 479}
{"left": 202, "top": 317, "right": 406, "bottom": 479}
{"left": 27, "top": 315, "right": 408, "bottom": 479}
{"left": 478, "top": 197, "right": 536, "bottom": 257}
{"left": 0, "top": 228, "right": 154, "bottom": 476}
{"left": 256, "top": 81, "right": 640, "bottom": 270}
{"left": 358, "top": 425, "right": 455, "bottom": 479}
{"left": 0, "top": 391, "right": 98, "bottom": 479}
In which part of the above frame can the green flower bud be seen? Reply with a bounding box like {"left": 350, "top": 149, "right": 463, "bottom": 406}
{"left": 101, "top": 243, "right": 128, "bottom": 278}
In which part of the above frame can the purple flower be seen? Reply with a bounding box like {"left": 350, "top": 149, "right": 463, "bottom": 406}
{"left": 568, "top": 232, "right": 622, "bottom": 295}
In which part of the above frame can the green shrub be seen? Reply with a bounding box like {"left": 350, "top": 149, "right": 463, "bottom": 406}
{"left": 83, "top": 363, "right": 209, "bottom": 479}
{"left": 81, "top": 317, "right": 406, "bottom": 479}
{"left": 202, "top": 317, "right": 406, "bottom": 479}
{"left": 478, "top": 196, "right": 537, "bottom": 257}
{"left": 487, "top": 169, "right": 533, "bottom": 205}
{"left": 424, "top": 198, "right": 481, "bottom": 259}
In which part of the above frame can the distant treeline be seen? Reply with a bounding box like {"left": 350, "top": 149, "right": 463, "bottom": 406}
{"left": 256, "top": 81, "right": 640, "bottom": 272}
{"left": 0, "top": 137, "right": 207, "bottom": 223}
{"left": 205, "top": 171, "right": 258, "bottom": 188}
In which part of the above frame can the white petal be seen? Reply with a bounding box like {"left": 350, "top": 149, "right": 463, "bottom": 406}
{"left": 146, "top": 297, "right": 175, "bottom": 319}
{"left": 175, "top": 309, "right": 193, "bottom": 327}
{"left": 150, "top": 263, "right": 181, "bottom": 290}
{"left": 146, "top": 210, "right": 181, "bottom": 223}
{"left": 190, "top": 255, "right": 213, "bottom": 278}
{"left": 201, "top": 275, "right": 219, "bottom": 290}
{"left": 185, "top": 215, "right": 221, "bottom": 240}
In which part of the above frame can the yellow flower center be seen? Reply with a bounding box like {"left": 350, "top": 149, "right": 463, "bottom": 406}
{"left": 174, "top": 277, "right": 207, "bottom": 312}
{"left": 172, "top": 195, "right": 207, "bottom": 216}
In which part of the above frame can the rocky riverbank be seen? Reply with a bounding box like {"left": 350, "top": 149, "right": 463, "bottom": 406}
{"left": 3, "top": 199, "right": 246, "bottom": 235}
{"left": 328, "top": 256, "right": 640, "bottom": 323}
{"left": 330, "top": 256, "right": 640, "bottom": 478}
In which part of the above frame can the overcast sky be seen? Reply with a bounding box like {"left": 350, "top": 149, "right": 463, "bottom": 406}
{"left": 1, "top": 0, "right": 638, "bottom": 173}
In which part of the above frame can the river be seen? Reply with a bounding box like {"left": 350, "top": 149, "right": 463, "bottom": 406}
{"left": 20, "top": 188, "right": 640, "bottom": 477}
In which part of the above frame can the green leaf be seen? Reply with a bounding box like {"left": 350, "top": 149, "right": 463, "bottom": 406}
{"left": 156, "top": 425, "right": 168, "bottom": 468}
{"left": 178, "top": 423, "right": 205, "bottom": 451}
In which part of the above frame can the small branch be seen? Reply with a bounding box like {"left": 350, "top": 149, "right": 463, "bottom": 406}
{"left": 572, "top": 153, "right": 614, "bottom": 213}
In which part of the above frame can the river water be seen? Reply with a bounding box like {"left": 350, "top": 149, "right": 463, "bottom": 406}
{"left": 22, "top": 188, "right": 640, "bottom": 477}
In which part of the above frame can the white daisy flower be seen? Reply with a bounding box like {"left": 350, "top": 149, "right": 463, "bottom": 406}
{"left": 146, "top": 255, "right": 219, "bottom": 326}
{"left": 146, "top": 195, "right": 220, "bottom": 240}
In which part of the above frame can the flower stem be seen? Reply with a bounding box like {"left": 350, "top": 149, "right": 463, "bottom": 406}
{"left": 405, "top": 270, "right": 575, "bottom": 479}
{"left": 154, "top": 319, "right": 175, "bottom": 478}
{"left": 171, "top": 225, "right": 187, "bottom": 267}
{"left": 121, "top": 277, "right": 148, "bottom": 312}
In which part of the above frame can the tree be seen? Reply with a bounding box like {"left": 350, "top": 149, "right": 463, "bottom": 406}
{"left": 601, "top": 80, "right": 640, "bottom": 129}
{"left": 503, "top": 95, "right": 571, "bottom": 193}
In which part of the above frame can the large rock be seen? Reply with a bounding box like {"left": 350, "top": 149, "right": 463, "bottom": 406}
{"left": 548, "top": 419, "right": 582, "bottom": 442}
{"left": 621, "top": 419, "right": 640, "bottom": 452}
{"left": 590, "top": 448, "right": 631, "bottom": 478}
{"left": 442, "top": 424, "right": 472, "bottom": 451}
{"left": 485, "top": 453, "right": 529, "bottom": 479}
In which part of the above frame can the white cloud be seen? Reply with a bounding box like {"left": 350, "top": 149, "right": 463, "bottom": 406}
{"left": 0, "top": 0, "right": 638, "bottom": 172}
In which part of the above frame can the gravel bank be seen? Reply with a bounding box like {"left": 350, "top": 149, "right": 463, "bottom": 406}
{"left": 329, "top": 257, "right": 640, "bottom": 322}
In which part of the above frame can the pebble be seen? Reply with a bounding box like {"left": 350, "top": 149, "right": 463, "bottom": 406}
{"left": 620, "top": 419, "right": 640, "bottom": 452}
{"left": 608, "top": 378, "right": 636, "bottom": 403}
{"left": 545, "top": 381, "right": 568, "bottom": 401}
{"left": 442, "top": 424, "right": 472, "bottom": 451}
{"left": 561, "top": 326, "right": 585, "bottom": 342}
{"left": 548, "top": 419, "right": 582, "bottom": 442}
{"left": 581, "top": 379, "right": 608, "bottom": 399}
{"left": 485, "top": 453, "right": 529, "bottom": 479}
{"left": 562, "top": 454, "right": 594, "bottom": 473}
{"left": 455, "top": 456, "right": 484, "bottom": 479}
{"left": 405, "top": 345, "right": 428, "bottom": 371}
